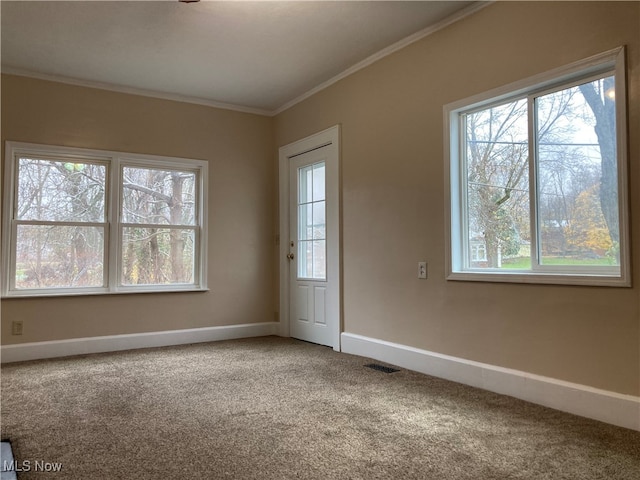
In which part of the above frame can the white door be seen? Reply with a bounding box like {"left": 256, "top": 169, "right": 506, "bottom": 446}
{"left": 279, "top": 126, "right": 340, "bottom": 350}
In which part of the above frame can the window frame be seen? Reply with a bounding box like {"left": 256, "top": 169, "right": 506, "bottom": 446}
{"left": 2, "top": 142, "right": 209, "bottom": 297}
{"left": 444, "top": 47, "right": 630, "bottom": 287}
{"left": 296, "top": 161, "right": 327, "bottom": 281}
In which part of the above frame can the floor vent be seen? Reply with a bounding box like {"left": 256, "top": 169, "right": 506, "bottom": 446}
{"left": 365, "top": 363, "right": 400, "bottom": 374}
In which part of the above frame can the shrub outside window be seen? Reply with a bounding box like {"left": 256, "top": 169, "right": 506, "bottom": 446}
{"left": 2, "top": 143, "right": 208, "bottom": 297}
{"left": 445, "top": 48, "right": 629, "bottom": 286}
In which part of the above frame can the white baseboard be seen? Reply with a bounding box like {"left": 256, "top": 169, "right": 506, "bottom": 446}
{"left": 341, "top": 332, "right": 640, "bottom": 432}
{"left": 0, "top": 322, "right": 279, "bottom": 364}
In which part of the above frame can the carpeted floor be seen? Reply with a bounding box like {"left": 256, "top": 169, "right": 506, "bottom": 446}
{"left": 1, "top": 336, "right": 639, "bottom": 479}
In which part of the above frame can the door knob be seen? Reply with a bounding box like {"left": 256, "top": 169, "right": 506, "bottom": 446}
{"left": 287, "top": 253, "right": 295, "bottom": 260}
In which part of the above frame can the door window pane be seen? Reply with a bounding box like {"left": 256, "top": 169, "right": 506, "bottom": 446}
{"left": 312, "top": 163, "right": 325, "bottom": 201}
{"left": 297, "top": 162, "right": 326, "bottom": 280}
{"left": 298, "top": 240, "right": 313, "bottom": 279}
{"left": 312, "top": 240, "right": 326, "bottom": 279}
{"left": 298, "top": 204, "right": 312, "bottom": 241}
{"left": 312, "top": 201, "right": 326, "bottom": 240}
{"left": 299, "top": 165, "right": 313, "bottom": 204}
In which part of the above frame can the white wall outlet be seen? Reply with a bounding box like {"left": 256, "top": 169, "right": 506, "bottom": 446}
{"left": 418, "top": 261, "right": 427, "bottom": 279}
{"left": 12, "top": 321, "right": 23, "bottom": 335}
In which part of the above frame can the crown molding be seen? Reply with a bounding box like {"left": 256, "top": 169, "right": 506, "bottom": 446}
{"left": 1, "top": 2, "right": 491, "bottom": 118}
{"left": 0, "top": 67, "right": 273, "bottom": 117}
{"left": 271, "top": 1, "right": 492, "bottom": 116}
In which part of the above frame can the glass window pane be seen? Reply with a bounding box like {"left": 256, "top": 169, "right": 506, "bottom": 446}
{"left": 312, "top": 201, "right": 326, "bottom": 240}
{"left": 298, "top": 204, "right": 313, "bottom": 241}
{"left": 312, "top": 240, "right": 326, "bottom": 280}
{"left": 312, "top": 163, "right": 325, "bottom": 201}
{"left": 297, "top": 161, "right": 327, "bottom": 279}
{"left": 121, "top": 228, "right": 195, "bottom": 285}
{"left": 15, "top": 225, "right": 104, "bottom": 289}
{"left": 16, "top": 158, "right": 105, "bottom": 222}
{"left": 298, "top": 240, "right": 312, "bottom": 279}
{"left": 465, "top": 99, "right": 531, "bottom": 269}
{"left": 536, "top": 77, "right": 619, "bottom": 267}
{"left": 298, "top": 165, "right": 313, "bottom": 204}
{"left": 122, "top": 167, "right": 196, "bottom": 225}
{"left": 297, "top": 240, "right": 326, "bottom": 280}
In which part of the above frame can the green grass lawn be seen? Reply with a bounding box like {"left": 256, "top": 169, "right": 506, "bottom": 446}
{"left": 501, "top": 256, "right": 614, "bottom": 269}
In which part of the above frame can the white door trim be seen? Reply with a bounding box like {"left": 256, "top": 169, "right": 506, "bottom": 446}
{"left": 278, "top": 125, "right": 341, "bottom": 351}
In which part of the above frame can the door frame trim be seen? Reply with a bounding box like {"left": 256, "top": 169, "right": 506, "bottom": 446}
{"left": 278, "top": 125, "right": 341, "bottom": 351}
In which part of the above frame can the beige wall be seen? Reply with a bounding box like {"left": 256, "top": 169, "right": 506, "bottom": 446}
{"left": 2, "top": 1, "right": 638, "bottom": 397}
{"left": 274, "top": 1, "right": 640, "bottom": 395}
{"left": 1, "top": 75, "right": 275, "bottom": 343}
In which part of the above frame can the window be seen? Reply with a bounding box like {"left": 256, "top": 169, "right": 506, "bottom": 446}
{"left": 470, "top": 242, "right": 487, "bottom": 264}
{"left": 2, "top": 142, "right": 208, "bottom": 296}
{"left": 297, "top": 162, "right": 326, "bottom": 280}
{"left": 445, "top": 48, "right": 629, "bottom": 286}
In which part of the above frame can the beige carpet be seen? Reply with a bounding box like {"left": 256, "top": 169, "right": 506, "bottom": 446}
{"left": 1, "top": 336, "right": 639, "bottom": 479}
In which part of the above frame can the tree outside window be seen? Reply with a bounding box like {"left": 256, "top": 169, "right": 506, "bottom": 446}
{"left": 446, "top": 48, "right": 629, "bottom": 286}
{"left": 2, "top": 144, "right": 207, "bottom": 297}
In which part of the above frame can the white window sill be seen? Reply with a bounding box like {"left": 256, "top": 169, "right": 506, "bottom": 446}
{"left": 447, "top": 271, "right": 630, "bottom": 288}
{"left": 2, "top": 287, "right": 210, "bottom": 299}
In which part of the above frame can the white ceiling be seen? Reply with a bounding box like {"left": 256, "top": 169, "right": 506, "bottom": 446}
{"left": 1, "top": 1, "right": 479, "bottom": 115}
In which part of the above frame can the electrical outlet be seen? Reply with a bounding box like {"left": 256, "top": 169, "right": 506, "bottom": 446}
{"left": 12, "top": 321, "right": 23, "bottom": 336}
{"left": 418, "top": 261, "right": 427, "bottom": 279}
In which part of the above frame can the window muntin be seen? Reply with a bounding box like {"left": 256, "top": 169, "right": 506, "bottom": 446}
{"left": 446, "top": 48, "right": 629, "bottom": 286}
{"left": 297, "top": 162, "right": 326, "bottom": 280}
{"left": 470, "top": 242, "right": 488, "bottom": 263}
{"left": 2, "top": 143, "right": 208, "bottom": 297}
